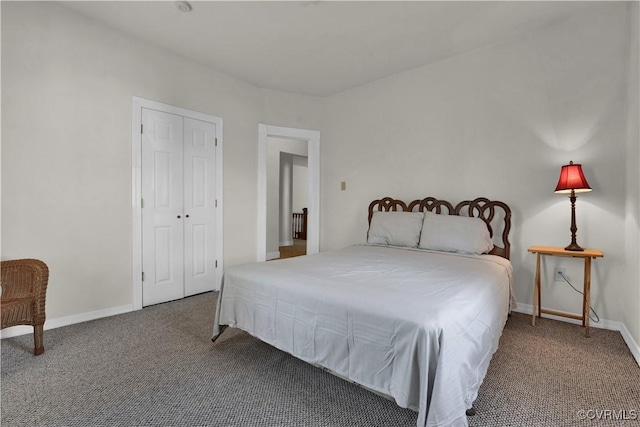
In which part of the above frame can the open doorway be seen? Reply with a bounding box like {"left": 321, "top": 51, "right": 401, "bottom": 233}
{"left": 266, "top": 139, "right": 308, "bottom": 260}
{"left": 257, "top": 124, "right": 320, "bottom": 262}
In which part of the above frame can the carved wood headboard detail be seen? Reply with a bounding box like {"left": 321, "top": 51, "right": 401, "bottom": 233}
{"left": 368, "top": 197, "right": 512, "bottom": 259}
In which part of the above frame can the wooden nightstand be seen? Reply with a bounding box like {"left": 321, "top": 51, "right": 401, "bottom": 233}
{"left": 528, "top": 246, "right": 603, "bottom": 337}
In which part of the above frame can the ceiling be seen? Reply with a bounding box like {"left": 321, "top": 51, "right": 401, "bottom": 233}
{"left": 60, "top": 1, "right": 604, "bottom": 97}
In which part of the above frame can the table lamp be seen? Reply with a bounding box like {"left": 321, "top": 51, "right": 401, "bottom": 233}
{"left": 555, "top": 161, "right": 592, "bottom": 251}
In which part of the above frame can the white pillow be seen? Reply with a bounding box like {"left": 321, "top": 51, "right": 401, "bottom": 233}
{"left": 367, "top": 211, "right": 425, "bottom": 247}
{"left": 418, "top": 212, "right": 493, "bottom": 255}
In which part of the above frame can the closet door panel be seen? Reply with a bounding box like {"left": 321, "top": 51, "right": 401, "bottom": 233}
{"left": 141, "top": 109, "right": 185, "bottom": 306}
{"left": 183, "top": 117, "right": 217, "bottom": 296}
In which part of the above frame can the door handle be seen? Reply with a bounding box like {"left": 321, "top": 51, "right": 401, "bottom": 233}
{"left": 177, "top": 215, "right": 181, "bottom": 219}
{"left": 185, "top": 214, "right": 190, "bottom": 218}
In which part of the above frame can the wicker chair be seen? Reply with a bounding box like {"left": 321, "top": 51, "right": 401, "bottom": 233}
{"left": 1, "top": 259, "right": 49, "bottom": 355}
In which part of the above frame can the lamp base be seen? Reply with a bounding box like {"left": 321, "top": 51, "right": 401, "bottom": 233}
{"left": 564, "top": 191, "right": 585, "bottom": 252}
{"left": 564, "top": 242, "right": 585, "bottom": 252}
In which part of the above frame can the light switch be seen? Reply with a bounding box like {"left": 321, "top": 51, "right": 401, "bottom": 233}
{"left": 341, "top": 181, "right": 346, "bottom": 191}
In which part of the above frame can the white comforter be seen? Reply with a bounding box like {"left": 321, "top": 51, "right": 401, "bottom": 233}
{"left": 213, "top": 245, "right": 514, "bottom": 427}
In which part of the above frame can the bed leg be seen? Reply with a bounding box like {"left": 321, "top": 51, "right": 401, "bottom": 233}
{"left": 211, "top": 325, "right": 228, "bottom": 343}
{"left": 466, "top": 406, "right": 476, "bottom": 416}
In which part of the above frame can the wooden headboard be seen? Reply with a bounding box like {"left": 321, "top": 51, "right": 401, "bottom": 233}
{"left": 368, "top": 197, "right": 512, "bottom": 259}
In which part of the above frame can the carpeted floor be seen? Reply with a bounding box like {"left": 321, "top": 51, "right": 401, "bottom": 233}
{"left": 2, "top": 292, "right": 639, "bottom": 427}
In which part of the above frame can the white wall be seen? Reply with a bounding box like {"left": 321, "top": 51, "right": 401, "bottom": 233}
{"left": 1, "top": 2, "right": 322, "bottom": 320}
{"left": 2, "top": 2, "right": 638, "bottom": 353}
{"left": 292, "top": 155, "right": 309, "bottom": 214}
{"left": 624, "top": 1, "right": 640, "bottom": 347}
{"left": 279, "top": 153, "right": 293, "bottom": 246}
{"left": 321, "top": 3, "right": 634, "bottom": 334}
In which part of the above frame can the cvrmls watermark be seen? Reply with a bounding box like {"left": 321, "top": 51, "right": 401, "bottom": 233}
{"left": 577, "top": 409, "right": 637, "bottom": 421}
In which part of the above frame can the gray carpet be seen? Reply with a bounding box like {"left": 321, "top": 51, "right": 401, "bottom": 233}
{"left": 2, "top": 292, "right": 639, "bottom": 427}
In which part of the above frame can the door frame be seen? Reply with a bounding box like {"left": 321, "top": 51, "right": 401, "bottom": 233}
{"left": 132, "top": 97, "right": 223, "bottom": 310}
{"left": 258, "top": 124, "right": 320, "bottom": 262}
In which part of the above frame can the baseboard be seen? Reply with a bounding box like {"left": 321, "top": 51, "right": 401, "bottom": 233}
{"left": 266, "top": 251, "right": 281, "bottom": 261}
{"left": 0, "top": 304, "right": 134, "bottom": 339}
{"left": 514, "top": 303, "right": 640, "bottom": 367}
{"left": 618, "top": 322, "right": 640, "bottom": 367}
{"left": 279, "top": 240, "right": 293, "bottom": 247}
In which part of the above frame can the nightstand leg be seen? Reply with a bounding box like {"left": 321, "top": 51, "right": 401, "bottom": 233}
{"left": 583, "top": 257, "right": 592, "bottom": 337}
{"left": 532, "top": 253, "right": 541, "bottom": 326}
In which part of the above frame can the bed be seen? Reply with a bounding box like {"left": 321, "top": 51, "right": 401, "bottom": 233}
{"left": 213, "top": 197, "right": 514, "bottom": 427}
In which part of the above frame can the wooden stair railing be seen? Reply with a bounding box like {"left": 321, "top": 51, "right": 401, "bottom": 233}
{"left": 292, "top": 208, "right": 308, "bottom": 240}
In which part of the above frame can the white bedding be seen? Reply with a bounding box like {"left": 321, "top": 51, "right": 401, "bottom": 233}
{"left": 213, "top": 245, "right": 514, "bottom": 427}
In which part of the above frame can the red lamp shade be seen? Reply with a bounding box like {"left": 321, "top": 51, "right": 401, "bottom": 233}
{"left": 554, "top": 161, "right": 592, "bottom": 194}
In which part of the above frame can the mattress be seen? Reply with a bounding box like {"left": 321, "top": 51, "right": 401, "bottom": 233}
{"left": 213, "top": 244, "right": 514, "bottom": 427}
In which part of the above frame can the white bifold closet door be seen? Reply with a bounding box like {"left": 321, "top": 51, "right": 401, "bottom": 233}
{"left": 141, "top": 108, "right": 217, "bottom": 306}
